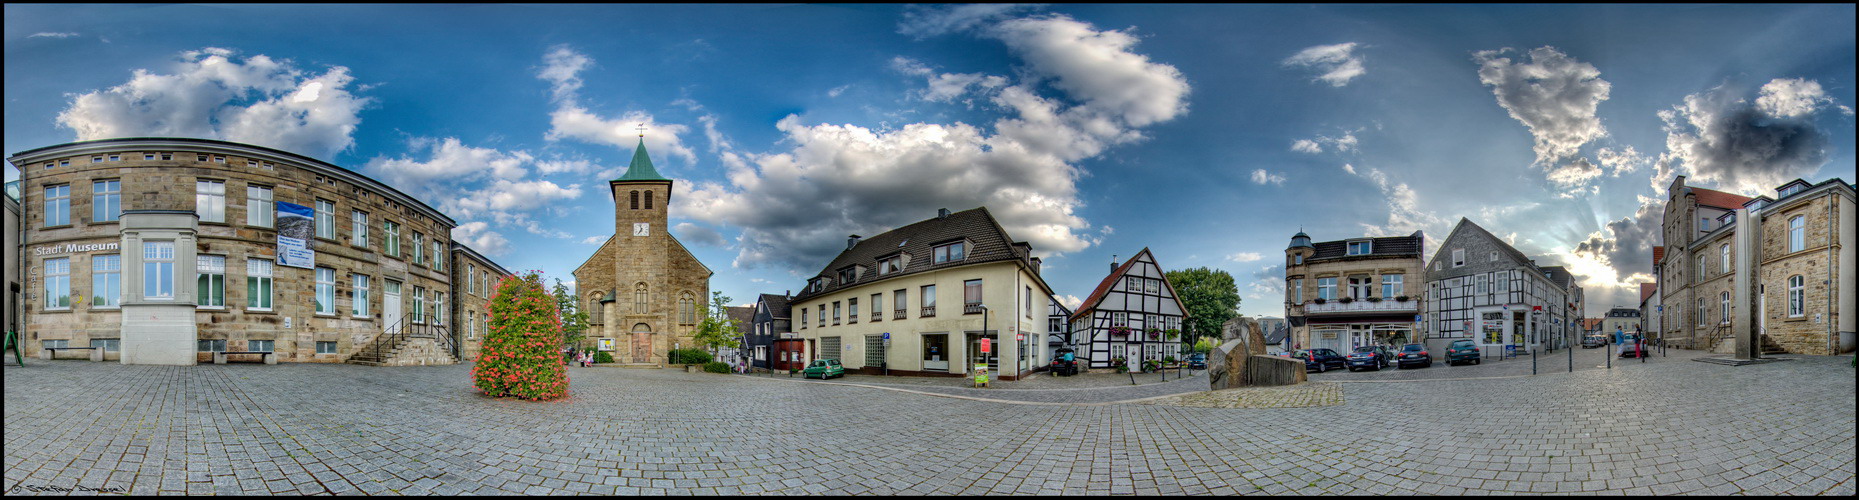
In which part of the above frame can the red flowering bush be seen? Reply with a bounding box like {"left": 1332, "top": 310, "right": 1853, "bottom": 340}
{"left": 471, "top": 272, "right": 569, "bottom": 401}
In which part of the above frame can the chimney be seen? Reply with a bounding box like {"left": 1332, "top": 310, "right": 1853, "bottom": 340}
{"left": 937, "top": 208, "right": 950, "bottom": 219}
{"left": 848, "top": 234, "right": 862, "bottom": 250}
{"left": 1030, "top": 257, "right": 1042, "bottom": 276}
{"left": 784, "top": 290, "right": 790, "bottom": 300}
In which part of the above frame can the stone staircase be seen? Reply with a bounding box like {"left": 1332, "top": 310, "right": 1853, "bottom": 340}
{"left": 1708, "top": 331, "right": 1790, "bottom": 356}
{"left": 347, "top": 319, "right": 457, "bottom": 366}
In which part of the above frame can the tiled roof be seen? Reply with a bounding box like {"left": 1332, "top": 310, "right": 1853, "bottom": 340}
{"left": 1639, "top": 283, "right": 1657, "bottom": 303}
{"left": 726, "top": 306, "right": 756, "bottom": 332}
{"left": 1069, "top": 249, "right": 1146, "bottom": 323}
{"left": 1582, "top": 318, "right": 1603, "bottom": 331}
{"left": 758, "top": 293, "right": 791, "bottom": 319}
{"left": 1692, "top": 186, "right": 1754, "bottom": 210}
{"left": 1308, "top": 232, "right": 1424, "bottom": 260}
{"left": 1651, "top": 246, "right": 1665, "bottom": 265}
{"left": 791, "top": 207, "right": 1037, "bottom": 301}
{"left": 1540, "top": 265, "right": 1573, "bottom": 288}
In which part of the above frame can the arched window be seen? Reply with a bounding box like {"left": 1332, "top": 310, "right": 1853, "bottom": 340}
{"left": 678, "top": 292, "right": 695, "bottom": 325}
{"left": 1788, "top": 216, "right": 1805, "bottom": 252}
{"left": 634, "top": 283, "right": 649, "bottom": 313}
{"left": 1788, "top": 275, "right": 1805, "bottom": 317}
{"left": 645, "top": 190, "right": 654, "bottom": 210}
{"left": 1720, "top": 292, "right": 1730, "bottom": 325}
{"left": 630, "top": 190, "right": 640, "bottom": 210}
{"left": 589, "top": 292, "right": 604, "bottom": 324}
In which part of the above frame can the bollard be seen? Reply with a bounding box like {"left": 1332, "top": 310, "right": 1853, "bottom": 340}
{"left": 1606, "top": 342, "right": 1611, "bottom": 369}
{"left": 1568, "top": 339, "right": 1573, "bottom": 373}
{"left": 1532, "top": 347, "right": 1537, "bottom": 375}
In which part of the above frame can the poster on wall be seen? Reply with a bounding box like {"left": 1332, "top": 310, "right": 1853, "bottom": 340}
{"left": 276, "top": 201, "right": 315, "bottom": 269}
{"left": 598, "top": 338, "right": 616, "bottom": 352}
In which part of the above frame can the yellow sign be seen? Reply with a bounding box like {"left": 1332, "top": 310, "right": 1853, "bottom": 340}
{"left": 974, "top": 363, "right": 989, "bottom": 386}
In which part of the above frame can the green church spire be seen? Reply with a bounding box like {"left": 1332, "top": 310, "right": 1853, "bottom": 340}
{"left": 614, "top": 136, "right": 667, "bottom": 182}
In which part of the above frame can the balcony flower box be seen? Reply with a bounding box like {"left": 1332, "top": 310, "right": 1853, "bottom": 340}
{"left": 1146, "top": 327, "right": 1162, "bottom": 340}
{"left": 1339, "top": 297, "right": 1354, "bottom": 304}
{"left": 1109, "top": 326, "right": 1132, "bottom": 336}
{"left": 1313, "top": 298, "right": 1327, "bottom": 305}
{"left": 1396, "top": 295, "right": 1411, "bottom": 302}
{"left": 1367, "top": 297, "right": 1382, "bottom": 303}
{"left": 1164, "top": 328, "right": 1180, "bottom": 340}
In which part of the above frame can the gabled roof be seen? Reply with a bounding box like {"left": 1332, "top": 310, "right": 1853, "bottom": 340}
{"left": 1581, "top": 318, "right": 1603, "bottom": 331}
{"left": 1639, "top": 283, "right": 1657, "bottom": 303}
{"left": 1651, "top": 246, "right": 1665, "bottom": 265}
{"left": 613, "top": 138, "right": 668, "bottom": 182}
{"left": 1540, "top": 265, "right": 1573, "bottom": 288}
{"left": 1068, "top": 247, "right": 1182, "bottom": 323}
{"left": 757, "top": 293, "right": 791, "bottom": 319}
{"left": 1436, "top": 218, "right": 1533, "bottom": 269}
{"left": 1307, "top": 231, "right": 1424, "bottom": 260}
{"left": 791, "top": 207, "right": 1047, "bottom": 301}
{"left": 1691, "top": 186, "right": 1754, "bottom": 210}
{"left": 726, "top": 306, "right": 756, "bottom": 333}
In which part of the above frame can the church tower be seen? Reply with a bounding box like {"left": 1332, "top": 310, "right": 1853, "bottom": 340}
{"left": 574, "top": 132, "right": 713, "bottom": 365}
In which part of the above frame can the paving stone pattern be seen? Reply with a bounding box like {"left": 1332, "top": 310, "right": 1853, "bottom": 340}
{"left": 1141, "top": 382, "right": 1343, "bottom": 409}
{"left": 4, "top": 354, "right": 1853, "bottom": 496}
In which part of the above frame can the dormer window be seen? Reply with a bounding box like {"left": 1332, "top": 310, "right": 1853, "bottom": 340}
{"left": 878, "top": 254, "right": 904, "bottom": 275}
{"left": 838, "top": 267, "right": 857, "bottom": 284}
{"left": 933, "top": 241, "right": 966, "bottom": 264}
{"left": 1778, "top": 182, "right": 1806, "bottom": 198}
{"left": 1346, "top": 241, "right": 1372, "bottom": 255}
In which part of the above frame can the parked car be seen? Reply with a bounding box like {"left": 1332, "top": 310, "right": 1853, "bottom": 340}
{"left": 1396, "top": 343, "right": 1432, "bottom": 369}
{"left": 1581, "top": 335, "right": 1607, "bottom": 348}
{"left": 1445, "top": 339, "right": 1481, "bottom": 366}
{"left": 1049, "top": 348, "right": 1079, "bottom": 376}
{"left": 802, "top": 359, "right": 845, "bottom": 379}
{"left": 1293, "top": 348, "right": 1348, "bottom": 373}
{"left": 1616, "top": 335, "right": 1650, "bottom": 358}
{"left": 1345, "top": 345, "right": 1392, "bottom": 371}
{"left": 1186, "top": 353, "right": 1207, "bottom": 369}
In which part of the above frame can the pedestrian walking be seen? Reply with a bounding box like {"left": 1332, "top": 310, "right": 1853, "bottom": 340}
{"left": 1635, "top": 327, "right": 1645, "bottom": 362}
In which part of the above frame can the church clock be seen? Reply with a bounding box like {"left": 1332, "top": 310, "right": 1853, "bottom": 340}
{"left": 633, "top": 222, "right": 649, "bottom": 237}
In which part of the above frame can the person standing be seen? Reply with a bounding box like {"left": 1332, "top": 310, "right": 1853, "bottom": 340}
{"left": 1635, "top": 326, "right": 1646, "bottom": 362}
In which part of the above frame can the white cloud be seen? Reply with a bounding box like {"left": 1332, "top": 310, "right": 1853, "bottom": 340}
{"left": 366, "top": 136, "right": 585, "bottom": 244}
{"left": 827, "top": 85, "right": 850, "bottom": 98}
{"left": 538, "top": 45, "right": 698, "bottom": 165}
{"left": 55, "top": 47, "right": 370, "bottom": 159}
{"left": 1056, "top": 294, "right": 1083, "bottom": 309}
{"left": 1291, "top": 139, "right": 1322, "bottom": 154}
{"left": 1282, "top": 43, "right": 1367, "bottom": 87}
{"left": 1594, "top": 146, "right": 1647, "bottom": 178}
{"left": 1756, "top": 78, "right": 1843, "bottom": 119}
{"left": 896, "top": 3, "right": 1044, "bottom": 39}
{"left": 1347, "top": 165, "right": 1445, "bottom": 239}
{"left": 1227, "top": 252, "right": 1263, "bottom": 262}
{"left": 677, "top": 14, "right": 1189, "bottom": 271}
{"left": 1342, "top": 163, "right": 1356, "bottom": 174}
{"left": 1545, "top": 157, "right": 1603, "bottom": 189}
{"left": 1473, "top": 46, "right": 1611, "bottom": 171}
{"left": 674, "top": 222, "right": 727, "bottom": 247}
{"left": 1290, "top": 132, "right": 1358, "bottom": 155}
{"left": 1655, "top": 80, "right": 1839, "bottom": 195}
{"left": 368, "top": 137, "right": 533, "bottom": 187}
{"left": 29, "top": 32, "right": 81, "bottom": 38}
{"left": 580, "top": 236, "right": 606, "bottom": 245}
{"left": 452, "top": 222, "right": 512, "bottom": 256}
{"left": 1249, "top": 169, "right": 1285, "bottom": 186}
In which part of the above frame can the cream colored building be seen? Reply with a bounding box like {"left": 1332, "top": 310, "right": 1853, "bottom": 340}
{"left": 792, "top": 207, "right": 1055, "bottom": 380}
{"left": 1284, "top": 231, "right": 1426, "bottom": 353}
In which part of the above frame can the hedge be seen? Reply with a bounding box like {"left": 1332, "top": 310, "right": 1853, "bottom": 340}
{"left": 702, "top": 361, "right": 731, "bottom": 373}
{"left": 668, "top": 348, "right": 712, "bottom": 365}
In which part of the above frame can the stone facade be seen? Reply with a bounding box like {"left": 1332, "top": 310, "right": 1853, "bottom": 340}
{"left": 6, "top": 138, "right": 479, "bottom": 364}
{"left": 1658, "top": 176, "right": 1855, "bottom": 355}
{"left": 1283, "top": 231, "right": 1425, "bottom": 354}
{"left": 570, "top": 140, "right": 712, "bottom": 365}
{"left": 450, "top": 243, "right": 513, "bottom": 361}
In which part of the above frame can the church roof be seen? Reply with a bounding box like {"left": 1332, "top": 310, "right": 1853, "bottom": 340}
{"left": 614, "top": 138, "right": 667, "bottom": 182}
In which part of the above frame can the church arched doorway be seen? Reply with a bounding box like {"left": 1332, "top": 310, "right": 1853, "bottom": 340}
{"left": 631, "top": 323, "right": 653, "bottom": 363}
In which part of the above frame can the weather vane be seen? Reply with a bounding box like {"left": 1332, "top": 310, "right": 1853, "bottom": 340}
{"left": 636, "top": 123, "right": 646, "bottom": 138}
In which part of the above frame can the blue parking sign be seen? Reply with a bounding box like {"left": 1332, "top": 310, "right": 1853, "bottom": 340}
{"left": 883, "top": 332, "right": 890, "bottom": 340}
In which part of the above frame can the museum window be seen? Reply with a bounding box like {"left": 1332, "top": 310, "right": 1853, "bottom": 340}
{"left": 412, "top": 232, "right": 425, "bottom": 265}
{"left": 246, "top": 258, "right": 273, "bottom": 311}
{"left": 44, "top": 184, "right": 70, "bottom": 227}
{"left": 92, "top": 180, "right": 121, "bottom": 222}
{"left": 246, "top": 185, "right": 273, "bottom": 227}
{"left": 921, "top": 284, "right": 937, "bottom": 317}
{"left": 197, "top": 255, "right": 225, "bottom": 308}
{"left": 1788, "top": 215, "right": 1805, "bottom": 253}
{"left": 196, "top": 180, "right": 225, "bottom": 223}
{"left": 1788, "top": 275, "right": 1804, "bottom": 317}
{"left": 434, "top": 291, "right": 446, "bottom": 326}
{"left": 1720, "top": 292, "right": 1730, "bottom": 325}
{"left": 432, "top": 241, "right": 445, "bottom": 271}
{"left": 384, "top": 220, "right": 401, "bottom": 257}
{"left": 352, "top": 210, "right": 368, "bottom": 247}
{"left": 143, "top": 241, "right": 175, "bottom": 300}
{"left": 90, "top": 339, "right": 120, "bottom": 352}
{"left": 197, "top": 340, "right": 226, "bottom": 353}
{"left": 316, "top": 341, "right": 338, "bottom": 354}
{"left": 92, "top": 254, "right": 121, "bottom": 309}
{"left": 248, "top": 340, "right": 274, "bottom": 353}
{"left": 412, "top": 286, "right": 426, "bottom": 323}
{"left": 315, "top": 199, "right": 336, "bottom": 239}
{"left": 352, "top": 274, "right": 369, "bottom": 317}
{"left": 315, "top": 267, "right": 336, "bottom": 315}
{"left": 43, "top": 258, "right": 72, "bottom": 309}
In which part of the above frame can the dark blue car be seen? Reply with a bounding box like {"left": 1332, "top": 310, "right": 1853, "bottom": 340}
{"left": 1293, "top": 348, "right": 1347, "bottom": 373}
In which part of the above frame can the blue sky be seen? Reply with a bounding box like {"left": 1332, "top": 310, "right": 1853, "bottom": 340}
{"left": 6, "top": 4, "right": 1855, "bottom": 318}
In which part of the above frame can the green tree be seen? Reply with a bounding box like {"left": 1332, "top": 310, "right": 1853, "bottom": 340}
{"left": 551, "top": 278, "right": 590, "bottom": 348}
{"left": 471, "top": 272, "right": 569, "bottom": 401}
{"left": 690, "top": 291, "right": 741, "bottom": 353}
{"left": 1164, "top": 267, "right": 1241, "bottom": 345}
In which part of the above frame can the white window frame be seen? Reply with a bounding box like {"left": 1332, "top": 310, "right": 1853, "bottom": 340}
{"left": 196, "top": 180, "right": 225, "bottom": 223}
{"left": 92, "top": 179, "right": 121, "bottom": 223}
{"left": 432, "top": 241, "right": 444, "bottom": 271}
{"left": 352, "top": 210, "right": 368, "bottom": 247}
{"left": 384, "top": 220, "right": 401, "bottom": 257}
{"left": 92, "top": 254, "right": 121, "bottom": 308}
{"left": 1788, "top": 275, "right": 1805, "bottom": 317}
{"left": 434, "top": 291, "right": 446, "bottom": 326}
{"left": 933, "top": 241, "right": 966, "bottom": 264}
{"left": 246, "top": 185, "right": 272, "bottom": 227}
{"left": 44, "top": 257, "right": 71, "bottom": 310}
{"left": 413, "top": 286, "right": 426, "bottom": 323}
{"left": 248, "top": 340, "right": 274, "bottom": 352}
{"left": 247, "top": 258, "right": 274, "bottom": 311}
{"left": 315, "top": 267, "right": 336, "bottom": 315}
{"left": 197, "top": 255, "right": 225, "bottom": 308}
{"left": 1788, "top": 216, "right": 1805, "bottom": 253}
{"left": 1347, "top": 241, "right": 1371, "bottom": 255}
{"left": 1720, "top": 292, "right": 1730, "bottom": 325}
{"left": 1451, "top": 248, "right": 1464, "bottom": 267}
{"left": 1381, "top": 274, "right": 1404, "bottom": 298}
{"left": 44, "top": 184, "right": 70, "bottom": 227}
{"left": 316, "top": 341, "right": 338, "bottom": 354}
{"left": 1317, "top": 277, "right": 1336, "bottom": 300}
{"left": 315, "top": 199, "right": 336, "bottom": 239}
{"left": 143, "top": 241, "right": 175, "bottom": 301}
{"left": 412, "top": 232, "right": 425, "bottom": 265}
{"left": 1720, "top": 244, "right": 1730, "bottom": 274}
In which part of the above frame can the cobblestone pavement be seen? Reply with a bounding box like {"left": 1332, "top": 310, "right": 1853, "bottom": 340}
{"left": 1140, "top": 383, "right": 1343, "bottom": 409}
{"left": 771, "top": 370, "right": 1208, "bottom": 404}
{"left": 5, "top": 354, "right": 1853, "bottom": 495}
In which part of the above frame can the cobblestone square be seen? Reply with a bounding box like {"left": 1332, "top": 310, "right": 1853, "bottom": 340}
{"left": 4, "top": 352, "right": 1853, "bottom": 495}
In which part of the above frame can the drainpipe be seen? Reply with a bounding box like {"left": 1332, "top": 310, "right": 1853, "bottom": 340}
{"left": 1829, "top": 194, "right": 1837, "bottom": 355}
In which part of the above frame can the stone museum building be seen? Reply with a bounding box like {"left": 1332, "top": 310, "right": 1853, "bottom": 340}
{"left": 1282, "top": 231, "right": 1426, "bottom": 354}
{"left": 1656, "top": 176, "right": 1855, "bottom": 354}
{"left": 572, "top": 138, "right": 713, "bottom": 366}
{"left": 5, "top": 137, "right": 509, "bottom": 365}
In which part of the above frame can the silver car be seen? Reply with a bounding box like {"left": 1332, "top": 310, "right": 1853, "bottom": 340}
{"left": 1616, "top": 335, "right": 1650, "bottom": 358}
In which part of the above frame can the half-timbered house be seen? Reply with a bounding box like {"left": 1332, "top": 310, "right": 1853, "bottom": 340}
{"left": 1068, "top": 248, "right": 1186, "bottom": 369}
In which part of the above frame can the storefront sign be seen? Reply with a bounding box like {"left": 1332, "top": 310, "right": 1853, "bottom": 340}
{"left": 33, "top": 242, "right": 120, "bottom": 256}
{"left": 275, "top": 202, "right": 315, "bottom": 269}
{"left": 974, "top": 363, "right": 988, "bottom": 385}
{"left": 981, "top": 338, "right": 990, "bottom": 353}
{"left": 598, "top": 338, "right": 616, "bottom": 351}
{"left": 779, "top": 332, "right": 799, "bottom": 339}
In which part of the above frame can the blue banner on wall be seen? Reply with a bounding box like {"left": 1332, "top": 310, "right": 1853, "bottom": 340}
{"left": 276, "top": 201, "right": 315, "bottom": 269}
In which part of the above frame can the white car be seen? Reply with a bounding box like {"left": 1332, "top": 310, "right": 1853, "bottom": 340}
{"left": 1616, "top": 335, "right": 1650, "bottom": 358}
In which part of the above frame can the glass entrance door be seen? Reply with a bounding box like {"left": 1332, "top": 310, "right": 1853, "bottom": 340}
{"left": 922, "top": 334, "right": 948, "bottom": 371}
